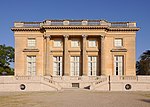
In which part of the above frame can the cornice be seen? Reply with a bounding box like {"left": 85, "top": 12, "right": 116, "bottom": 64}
{"left": 11, "top": 27, "right": 41, "bottom": 31}
{"left": 108, "top": 27, "right": 140, "bottom": 31}
{"left": 11, "top": 26, "right": 140, "bottom": 32}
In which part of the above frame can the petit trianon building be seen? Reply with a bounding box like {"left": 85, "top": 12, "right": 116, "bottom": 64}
{"left": 11, "top": 20, "right": 139, "bottom": 77}
{"left": 1, "top": 19, "right": 150, "bottom": 91}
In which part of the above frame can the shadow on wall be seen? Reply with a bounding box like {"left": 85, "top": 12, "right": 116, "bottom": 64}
{"left": 139, "top": 99, "right": 150, "bottom": 103}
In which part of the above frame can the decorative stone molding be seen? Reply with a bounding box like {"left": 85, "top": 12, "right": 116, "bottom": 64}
{"left": 23, "top": 48, "right": 39, "bottom": 52}
{"left": 68, "top": 49, "right": 81, "bottom": 52}
{"left": 108, "top": 27, "right": 140, "bottom": 31}
{"left": 100, "top": 20, "right": 110, "bottom": 26}
{"left": 45, "top": 20, "right": 51, "bottom": 25}
{"left": 86, "top": 49, "right": 99, "bottom": 52}
{"left": 63, "top": 21, "right": 69, "bottom": 25}
{"left": 82, "top": 21, "right": 88, "bottom": 25}
{"left": 11, "top": 27, "right": 41, "bottom": 31}
{"left": 11, "top": 26, "right": 140, "bottom": 32}
{"left": 110, "top": 48, "right": 127, "bottom": 52}
{"left": 14, "top": 22, "right": 24, "bottom": 27}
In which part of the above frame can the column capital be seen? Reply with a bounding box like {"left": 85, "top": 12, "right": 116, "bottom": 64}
{"left": 63, "top": 35, "right": 69, "bottom": 38}
{"left": 44, "top": 35, "right": 51, "bottom": 39}
{"left": 82, "top": 35, "right": 88, "bottom": 38}
{"left": 100, "top": 35, "right": 105, "bottom": 39}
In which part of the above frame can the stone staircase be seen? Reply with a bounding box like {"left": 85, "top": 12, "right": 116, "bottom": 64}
{"left": 49, "top": 76, "right": 109, "bottom": 91}
{"left": 42, "top": 76, "right": 62, "bottom": 91}
{"left": 14, "top": 76, "right": 109, "bottom": 91}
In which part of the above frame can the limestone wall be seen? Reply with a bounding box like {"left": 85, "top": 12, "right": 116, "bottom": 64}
{"left": 0, "top": 76, "right": 150, "bottom": 92}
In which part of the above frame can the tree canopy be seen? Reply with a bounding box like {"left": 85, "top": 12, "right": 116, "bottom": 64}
{"left": 136, "top": 50, "right": 150, "bottom": 75}
{"left": 0, "top": 44, "right": 14, "bottom": 75}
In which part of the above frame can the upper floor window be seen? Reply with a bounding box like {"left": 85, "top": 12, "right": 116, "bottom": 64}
{"left": 71, "top": 39, "right": 80, "bottom": 47}
{"left": 114, "top": 39, "right": 123, "bottom": 47}
{"left": 28, "top": 38, "right": 36, "bottom": 47}
{"left": 89, "top": 40, "right": 96, "bottom": 47}
{"left": 54, "top": 40, "right": 62, "bottom": 47}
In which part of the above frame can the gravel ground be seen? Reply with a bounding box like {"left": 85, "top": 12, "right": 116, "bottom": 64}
{"left": 0, "top": 90, "right": 150, "bottom": 107}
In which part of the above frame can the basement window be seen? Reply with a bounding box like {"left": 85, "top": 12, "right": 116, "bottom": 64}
{"left": 72, "top": 83, "right": 79, "bottom": 88}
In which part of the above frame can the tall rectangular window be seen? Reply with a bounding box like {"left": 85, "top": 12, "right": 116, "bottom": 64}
{"left": 70, "top": 57, "right": 80, "bottom": 76}
{"left": 114, "top": 39, "right": 123, "bottom": 47}
{"left": 88, "top": 57, "right": 97, "bottom": 76}
{"left": 53, "top": 56, "right": 62, "bottom": 76}
{"left": 27, "top": 56, "right": 36, "bottom": 76}
{"left": 114, "top": 56, "right": 124, "bottom": 75}
{"left": 89, "top": 40, "right": 96, "bottom": 47}
{"left": 54, "top": 40, "right": 62, "bottom": 47}
{"left": 71, "top": 40, "right": 80, "bottom": 47}
{"left": 28, "top": 38, "right": 36, "bottom": 47}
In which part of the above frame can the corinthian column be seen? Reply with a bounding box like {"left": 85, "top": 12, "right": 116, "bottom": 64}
{"left": 44, "top": 35, "right": 51, "bottom": 76}
{"left": 82, "top": 35, "right": 88, "bottom": 76}
{"left": 100, "top": 35, "right": 105, "bottom": 75}
{"left": 63, "top": 35, "right": 69, "bottom": 76}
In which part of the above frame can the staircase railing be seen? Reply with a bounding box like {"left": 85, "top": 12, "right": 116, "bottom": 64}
{"left": 42, "top": 76, "right": 62, "bottom": 90}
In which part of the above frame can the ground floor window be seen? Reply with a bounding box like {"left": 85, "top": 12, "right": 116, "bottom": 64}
{"left": 88, "top": 56, "right": 97, "bottom": 76}
{"left": 114, "top": 56, "right": 124, "bottom": 75}
{"left": 53, "top": 56, "right": 62, "bottom": 76}
{"left": 70, "top": 56, "right": 80, "bottom": 76}
{"left": 27, "top": 56, "right": 36, "bottom": 76}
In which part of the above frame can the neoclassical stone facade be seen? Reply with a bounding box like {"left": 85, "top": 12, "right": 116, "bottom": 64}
{"left": 11, "top": 20, "right": 139, "bottom": 77}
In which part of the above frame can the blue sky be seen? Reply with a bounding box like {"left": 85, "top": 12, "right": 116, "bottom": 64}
{"left": 0, "top": 0, "right": 149, "bottom": 60}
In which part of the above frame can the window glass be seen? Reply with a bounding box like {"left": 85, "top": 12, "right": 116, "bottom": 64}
{"left": 114, "top": 56, "right": 124, "bottom": 75}
{"left": 27, "top": 56, "right": 36, "bottom": 76}
{"left": 28, "top": 38, "right": 36, "bottom": 47}
{"left": 54, "top": 40, "right": 62, "bottom": 47}
{"left": 114, "top": 39, "right": 123, "bottom": 47}
{"left": 88, "top": 56, "right": 97, "bottom": 76}
{"left": 70, "top": 56, "right": 80, "bottom": 76}
{"left": 89, "top": 40, "right": 96, "bottom": 47}
{"left": 71, "top": 40, "right": 79, "bottom": 47}
{"left": 53, "top": 56, "right": 62, "bottom": 76}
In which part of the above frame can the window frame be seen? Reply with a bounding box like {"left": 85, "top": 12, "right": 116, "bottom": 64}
{"left": 27, "top": 56, "right": 36, "bottom": 76}
{"left": 53, "top": 56, "right": 63, "bottom": 76}
{"left": 88, "top": 56, "right": 97, "bottom": 76}
{"left": 114, "top": 56, "right": 124, "bottom": 76}
{"left": 70, "top": 56, "right": 80, "bottom": 76}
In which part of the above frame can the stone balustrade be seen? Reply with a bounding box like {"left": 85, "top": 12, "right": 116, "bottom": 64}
{"left": 13, "top": 20, "right": 137, "bottom": 28}
{"left": 110, "top": 76, "right": 137, "bottom": 82}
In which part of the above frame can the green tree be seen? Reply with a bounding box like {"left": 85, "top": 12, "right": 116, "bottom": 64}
{"left": 0, "top": 44, "right": 14, "bottom": 75}
{"left": 136, "top": 50, "right": 150, "bottom": 75}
